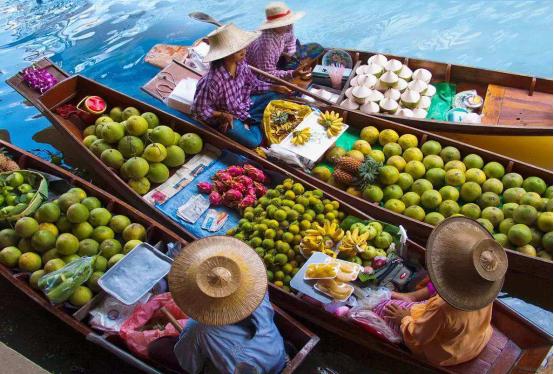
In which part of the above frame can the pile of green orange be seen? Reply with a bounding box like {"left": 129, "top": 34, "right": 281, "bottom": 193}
{"left": 0, "top": 187, "right": 147, "bottom": 306}
{"left": 319, "top": 127, "right": 552, "bottom": 259}
{"left": 228, "top": 178, "right": 346, "bottom": 291}
{"left": 82, "top": 106, "right": 204, "bottom": 195}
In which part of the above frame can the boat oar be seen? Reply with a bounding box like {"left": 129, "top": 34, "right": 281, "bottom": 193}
{"left": 160, "top": 306, "right": 183, "bottom": 333}
{"left": 188, "top": 11, "right": 336, "bottom": 106}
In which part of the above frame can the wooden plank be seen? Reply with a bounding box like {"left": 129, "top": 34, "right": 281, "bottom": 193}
{"left": 482, "top": 84, "right": 505, "bottom": 125}
{"left": 498, "top": 87, "right": 553, "bottom": 127}
{"left": 490, "top": 340, "right": 521, "bottom": 373}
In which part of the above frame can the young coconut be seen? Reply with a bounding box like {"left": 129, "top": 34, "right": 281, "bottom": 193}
{"left": 396, "top": 108, "right": 414, "bottom": 117}
{"left": 412, "top": 68, "right": 432, "bottom": 83}
{"left": 379, "top": 71, "right": 399, "bottom": 89}
{"left": 384, "top": 59, "right": 402, "bottom": 74}
{"left": 412, "top": 108, "right": 428, "bottom": 118}
{"left": 345, "top": 87, "right": 354, "bottom": 99}
{"left": 355, "top": 74, "right": 377, "bottom": 88}
{"left": 351, "top": 86, "right": 372, "bottom": 104}
{"left": 340, "top": 98, "right": 360, "bottom": 110}
{"left": 374, "top": 80, "right": 388, "bottom": 92}
{"left": 398, "top": 65, "right": 413, "bottom": 81}
{"left": 393, "top": 78, "right": 408, "bottom": 91}
{"left": 367, "top": 63, "right": 384, "bottom": 78}
{"left": 366, "top": 89, "right": 384, "bottom": 103}
{"left": 400, "top": 89, "right": 421, "bottom": 109}
{"left": 355, "top": 65, "right": 370, "bottom": 76}
{"left": 379, "top": 98, "right": 399, "bottom": 114}
{"left": 422, "top": 84, "right": 436, "bottom": 97}
{"left": 367, "top": 54, "right": 388, "bottom": 67}
{"left": 407, "top": 79, "right": 427, "bottom": 94}
{"left": 384, "top": 88, "right": 401, "bottom": 101}
{"left": 360, "top": 101, "right": 380, "bottom": 114}
{"left": 418, "top": 96, "right": 432, "bottom": 110}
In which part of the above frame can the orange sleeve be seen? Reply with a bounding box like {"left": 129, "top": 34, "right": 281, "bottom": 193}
{"left": 400, "top": 299, "right": 445, "bottom": 348}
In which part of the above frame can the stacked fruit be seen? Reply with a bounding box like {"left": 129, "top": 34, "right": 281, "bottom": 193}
{"left": 317, "top": 126, "right": 553, "bottom": 259}
{"left": 0, "top": 187, "right": 147, "bottom": 306}
{"left": 0, "top": 171, "right": 39, "bottom": 218}
{"left": 228, "top": 179, "right": 346, "bottom": 291}
{"left": 82, "top": 106, "right": 204, "bottom": 195}
{"left": 339, "top": 221, "right": 390, "bottom": 267}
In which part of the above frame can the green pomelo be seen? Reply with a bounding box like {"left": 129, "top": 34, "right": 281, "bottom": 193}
{"left": 81, "top": 197, "right": 102, "bottom": 211}
{"left": 445, "top": 168, "right": 465, "bottom": 187}
{"left": 404, "top": 161, "right": 425, "bottom": 179}
{"left": 0, "top": 246, "right": 21, "bottom": 267}
{"left": 537, "top": 212, "right": 553, "bottom": 232}
{"left": 109, "top": 107, "right": 123, "bottom": 122}
{"left": 362, "top": 185, "right": 383, "bottom": 203}
{"left": 123, "top": 239, "right": 142, "bottom": 254}
{"left": 147, "top": 163, "right": 170, "bottom": 184}
{"left": 93, "top": 256, "right": 108, "bottom": 272}
{"left": 476, "top": 218, "right": 494, "bottom": 234}
{"left": 465, "top": 168, "right": 486, "bottom": 184}
{"left": 100, "top": 149, "right": 124, "bottom": 169}
{"left": 425, "top": 168, "right": 446, "bottom": 188}
{"left": 108, "top": 254, "right": 125, "bottom": 268}
{"left": 29, "top": 270, "right": 45, "bottom": 290}
{"left": 542, "top": 232, "right": 553, "bottom": 253}
{"left": 44, "top": 258, "right": 65, "bottom": 273}
{"left": 421, "top": 190, "right": 442, "bottom": 210}
{"left": 19, "top": 252, "right": 42, "bottom": 272}
{"left": 163, "top": 145, "right": 186, "bottom": 168}
{"left": 424, "top": 212, "right": 445, "bottom": 226}
{"left": 0, "top": 229, "right": 18, "bottom": 248}
{"left": 36, "top": 202, "right": 61, "bottom": 223}
{"left": 478, "top": 192, "right": 500, "bottom": 209}
{"left": 460, "top": 182, "right": 482, "bottom": 202}
{"left": 520, "top": 192, "right": 544, "bottom": 210}
{"left": 56, "top": 233, "right": 79, "bottom": 255}
{"left": 69, "top": 286, "right": 93, "bottom": 307}
{"left": 508, "top": 224, "right": 532, "bottom": 246}
{"left": 404, "top": 205, "right": 425, "bottom": 221}
{"left": 31, "top": 230, "right": 56, "bottom": 253}
{"left": 178, "top": 133, "right": 203, "bottom": 155}
{"left": 78, "top": 239, "right": 99, "bottom": 256}
{"left": 502, "top": 173, "right": 523, "bottom": 189}
{"left": 401, "top": 192, "right": 420, "bottom": 207}
{"left": 90, "top": 139, "right": 112, "bottom": 157}
{"left": 503, "top": 187, "right": 526, "bottom": 204}
{"left": 110, "top": 215, "right": 131, "bottom": 233}
{"left": 502, "top": 203, "right": 519, "bottom": 219}
{"left": 55, "top": 216, "right": 73, "bottom": 233}
{"left": 397, "top": 173, "right": 414, "bottom": 192}
{"left": 482, "top": 178, "right": 504, "bottom": 195}
{"left": 66, "top": 203, "right": 90, "bottom": 224}
{"left": 481, "top": 207, "right": 504, "bottom": 227}
{"left": 421, "top": 140, "right": 442, "bottom": 156}
{"left": 58, "top": 192, "right": 81, "bottom": 213}
{"left": 493, "top": 233, "right": 509, "bottom": 247}
{"left": 83, "top": 125, "right": 96, "bottom": 137}
{"left": 439, "top": 200, "right": 460, "bottom": 217}
{"left": 72, "top": 222, "right": 94, "bottom": 240}
{"left": 150, "top": 126, "right": 175, "bottom": 146}
{"left": 483, "top": 162, "right": 505, "bottom": 179}
{"left": 440, "top": 146, "right": 461, "bottom": 162}
{"left": 463, "top": 154, "right": 484, "bottom": 170}
{"left": 83, "top": 135, "right": 98, "bottom": 148}
{"left": 91, "top": 226, "right": 115, "bottom": 243}
{"left": 123, "top": 157, "right": 149, "bottom": 179}
{"left": 87, "top": 271, "right": 104, "bottom": 293}
{"left": 439, "top": 186, "right": 459, "bottom": 202}
{"left": 513, "top": 205, "right": 538, "bottom": 226}
{"left": 88, "top": 208, "right": 112, "bottom": 227}
{"left": 118, "top": 136, "right": 144, "bottom": 158}
{"left": 141, "top": 112, "right": 159, "bottom": 128}
{"left": 15, "top": 217, "right": 39, "bottom": 238}
{"left": 99, "top": 238, "right": 122, "bottom": 258}
{"left": 383, "top": 185, "right": 403, "bottom": 202}
{"left": 522, "top": 176, "right": 547, "bottom": 195}
{"left": 101, "top": 122, "right": 125, "bottom": 144}
{"left": 122, "top": 107, "right": 141, "bottom": 121}
{"left": 499, "top": 218, "right": 515, "bottom": 235}
{"left": 122, "top": 223, "right": 146, "bottom": 242}
{"left": 143, "top": 143, "right": 167, "bottom": 163}
{"left": 422, "top": 155, "right": 444, "bottom": 170}
{"left": 128, "top": 177, "right": 151, "bottom": 195}
{"left": 516, "top": 244, "right": 536, "bottom": 257}
{"left": 461, "top": 203, "right": 481, "bottom": 219}
{"left": 411, "top": 179, "right": 433, "bottom": 196}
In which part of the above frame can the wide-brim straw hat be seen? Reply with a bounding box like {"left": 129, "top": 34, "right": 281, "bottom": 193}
{"left": 258, "top": 2, "right": 305, "bottom": 30}
{"left": 426, "top": 217, "right": 508, "bottom": 311}
{"left": 168, "top": 236, "right": 268, "bottom": 325}
{"left": 203, "top": 23, "right": 260, "bottom": 63}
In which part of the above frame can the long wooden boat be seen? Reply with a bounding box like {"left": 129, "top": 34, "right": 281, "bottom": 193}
{"left": 7, "top": 61, "right": 553, "bottom": 373}
{"left": 0, "top": 140, "right": 318, "bottom": 374}
{"left": 129, "top": 57, "right": 553, "bottom": 308}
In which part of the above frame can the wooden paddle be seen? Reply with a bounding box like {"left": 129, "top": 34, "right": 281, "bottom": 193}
{"left": 160, "top": 307, "right": 183, "bottom": 333}
{"left": 188, "top": 12, "right": 336, "bottom": 106}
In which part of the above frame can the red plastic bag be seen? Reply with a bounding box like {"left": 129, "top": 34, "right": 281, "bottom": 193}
{"left": 120, "top": 292, "right": 189, "bottom": 358}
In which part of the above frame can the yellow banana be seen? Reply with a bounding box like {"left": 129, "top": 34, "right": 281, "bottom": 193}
{"left": 291, "top": 127, "right": 311, "bottom": 145}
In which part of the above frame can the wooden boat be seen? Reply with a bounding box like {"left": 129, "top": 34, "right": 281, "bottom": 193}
{"left": 7, "top": 61, "right": 553, "bottom": 373}
{"left": 0, "top": 140, "right": 318, "bottom": 374}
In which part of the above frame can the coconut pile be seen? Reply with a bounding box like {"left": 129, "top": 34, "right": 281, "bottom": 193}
{"left": 341, "top": 54, "right": 436, "bottom": 119}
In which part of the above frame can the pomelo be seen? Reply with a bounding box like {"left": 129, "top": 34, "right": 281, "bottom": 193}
{"left": 522, "top": 176, "right": 547, "bottom": 195}
{"left": 504, "top": 187, "right": 526, "bottom": 204}
{"left": 41, "top": 248, "right": 59, "bottom": 264}
{"left": 122, "top": 223, "right": 146, "bottom": 242}
{"left": 83, "top": 135, "right": 98, "bottom": 148}
{"left": 56, "top": 233, "right": 79, "bottom": 255}
{"left": 31, "top": 230, "right": 56, "bottom": 253}
{"left": 78, "top": 239, "right": 99, "bottom": 256}
{"left": 147, "top": 163, "right": 170, "bottom": 184}
{"left": 483, "top": 161, "right": 505, "bottom": 179}
{"left": 95, "top": 123, "right": 106, "bottom": 138}
{"left": 520, "top": 192, "right": 544, "bottom": 210}
{"left": 81, "top": 197, "right": 102, "bottom": 211}
{"left": 379, "top": 165, "right": 400, "bottom": 185}
{"left": 404, "top": 205, "right": 425, "bottom": 221}
{"left": 0, "top": 228, "right": 18, "bottom": 248}
{"left": 397, "top": 173, "right": 414, "bottom": 191}
{"left": 324, "top": 146, "right": 346, "bottom": 164}
{"left": 439, "top": 200, "right": 460, "bottom": 217}
{"left": 360, "top": 126, "right": 380, "bottom": 144}
{"left": 425, "top": 212, "right": 445, "bottom": 226}
{"left": 353, "top": 140, "right": 371, "bottom": 155}
{"left": 383, "top": 143, "right": 402, "bottom": 159}
{"left": 362, "top": 185, "right": 383, "bottom": 203}
{"left": 463, "top": 153, "right": 484, "bottom": 170}
{"left": 378, "top": 129, "right": 399, "bottom": 146}
{"left": 465, "top": 167, "right": 486, "bottom": 184}
{"left": 141, "top": 112, "right": 159, "bottom": 128}
{"left": 18, "top": 238, "right": 32, "bottom": 253}
{"left": 87, "top": 271, "right": 104, "bottom": 293}
{"left": 411, "top": 179, "right": 433, "bottom": 196}
{"left": 83, "top": 125, "right": 96, "bottom": 137}
{"left": 150, "top": 125, "right": 175, "bottom": 147}
{"left": 398, "top": 134, "right": 418, "bottom": 150}
{"left": 346, "top": 150, "right": 365, "bottom": 162}
{"left": 108, "top": 253, "right": 125, "bottom": 268}
{"left": 91, "top": 226, "right": 114, "bottom": 242}
{"left": 402, "top": 147, "right": 423, "bottom": 162}
{"left": 118, "top": 136, "right": 144, "bottom": 158}
{"left": 109, "top": 107, "right": 123, "bottom": 122}
{"left": 482, "top": 178, "right": 504, "bottom": 195}
{"left": 502, "top": 173, "right": 523, "bottom": 189}
{"left": 478, "top": 192, "right": 500, "bottom": 209}
{"left": 421, "top": 140, "right": 442, "bottom": 156}
{"left": 122, "top": 107, "right": 141, "bottom": 121}
{"left": 425, "top": 168, "right": 446, "bottom": 188}
{"left": 477, "top": 218, "right": 494, "bottom": 234}
{"left": 513, "top": 204, "right": 538, "bottom": 226}
{"left": 99, "top": 238, "right": 122, "bottom": 258}
{"left": 66, "top": 203, "right": 90, "bottom": 224}
{"left": 15, "top": 217, "right": 39, "bottom": 238}
{"left": 384, "top": 199, "right": 405, "bottom": 213}
{"left": 374, "top": 231, "right": 393, "bottom": 250}
{"left": 422, "top": 155, "right": 444, "bottom": 170}
{"left": 58, "top": 192, "right": 81, "bottom": 213}
{"left": 163, "top": 145, "right": 186, "bottom": 168}
{"left": 69, "top": 286, "right": 93, "bottom": 307}
{"left": 439, "top": 185, "right": 460, "bottom": 202}
{"left": 537, "top": 212, "right": 553, "bottom": 232}
{"left": 401, "top": 192, "right": 421, "bottom": 207}
{"left": 440, "top": 146, "right": 461, "bottom": 162}
{"left": 142, "top": 129, "right": 153, "bottom": 145}
{"left": 44, "top": 258, "right": 65, "bottom": 273}
{"left": 89, "top": 208, "right": 112, "bottom": 227}
{"left": 493, "top": 233, "right": 509, "bottom": 247}
{"left": 89, "top": 139, "right": 112, "bottom": 157}
{"left": 405, "top": 160, "right": 425, "bottom": 179}
{"left": 386, "top": 155, "right": 406, "bottom": 171}
{"left": 502, "top": 202, "right": 519, "bottom": 219}
{"left": 128, "top": 177, "right": 151, "bottom": 195}
{"left": 383, "top": 185, "right": 403, "bottom": 202}
{"left": 95, "top": 116, "right": 112, "bottom": 126}
{"left": 178, "top": 133, "right": 203, "bottom": 154}
{"left": 110, "top": 215, "right": 131, "bottom": 233}
{"left": 100, "top": 149, "right": 124, "bottom": 169}
{"left": 444, "top": 160, "right": 466, "bottom": 173}
{"left": 313, "top": 166, "right": 331, "bottom": 182}
{"left": 172, "top": 131, "right": 181, "bottom": 145}
{"left": 93, "top": 256, "right": 108, "bottom": 272}
{"left": 68, "top": 187, "right": 87, "bottom": 201}
{"left": 123, "top": 157, "right": 149, "bottom": 179}
{"left": 36, "top": 202, "right": 61, "bottom": 223}
{"left": 123, "top": 239, "right": 142, "bottom": 254}
{"left": 545, "top": 186, "right": 553, "bottom": 199}
{"left": 542, "top": 232, "right": 553, "bottom": 253}
{"left": 143, "top": 143, "right": 167, "bottom": 163}
{"left": 55, "top": 216, "right": 72, "bottom": 233}
{"left": 529, "top": 227, "right": 543, "bottom": 248}
{"left": 368, "top": 150, "right": 385, "bottom": 163}
{"left": 421, "top": 190, "right": 442, "bottom": 210}
{"left": 508, "top": 224, "right": 532, "bottom": 246}
{"left": 72, "top": 222, "right": 93, "bottom": 240}
{"left": 445, "top": 169, "right": 465, "bottom": 187}
{"left": 19, "top": 252, "right": 42, "bottom": 272}
{"left": 481, "top": 207, "right": 504, "bottom": 227}
{"left": 101, "top": 122, "right": 125, "bottom": 143}
{"left": 461, "top": 203, "right": 481, "bottom": 219}
{"left": 516, "top": 244, "right": 536, "bottom": 257}
{"left": 29, "top": 269, "right": 45, "bottom": 290}
{"left": 499, "top": 218, "right": 516, "bottom": 235}
{"left": 125, "top": 115, "right": 148, "bottom": 136}
{"left": 0, "top": 246, "right": 21, "bottom": 267}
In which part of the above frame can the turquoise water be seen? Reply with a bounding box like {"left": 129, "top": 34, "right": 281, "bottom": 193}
{"left": 0, "top": 0, "right": 552, "bottom": 155}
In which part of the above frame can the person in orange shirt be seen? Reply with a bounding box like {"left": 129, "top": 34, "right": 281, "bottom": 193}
{"left": 379, "top": 217, "right": 508, "bottom": 366}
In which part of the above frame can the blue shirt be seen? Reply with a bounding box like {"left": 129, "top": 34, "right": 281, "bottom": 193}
{"left": 174, "top": 293, "right": 287, "bottom": 374}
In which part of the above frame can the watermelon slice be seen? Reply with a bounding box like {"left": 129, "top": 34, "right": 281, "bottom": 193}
{"left": 83, "top": 96, "right": 107, "bottom": 115}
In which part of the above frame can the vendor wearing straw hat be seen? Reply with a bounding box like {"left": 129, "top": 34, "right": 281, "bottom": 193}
{"left": 246, "top": 2, "right": 323, "bottom": 81}
{"left": 160, "top": 236, "right": 287, "bottom": 373}
{"left": 375, "top": 217, "right": 508, "bottom": 366}
{"left": 192, "top": 23, "right": 292, "bottom": 148}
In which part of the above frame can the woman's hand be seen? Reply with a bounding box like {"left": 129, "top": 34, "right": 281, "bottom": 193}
{"left": 384, "top": 303, "right": 410, "bottom": 324}
{"left": 272, "top": 84, "right": 293, "bottom": 95}
{"left": 214, "top": 111, "right": 234, "bottom": 133}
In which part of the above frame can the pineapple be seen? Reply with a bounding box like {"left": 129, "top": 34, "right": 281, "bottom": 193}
{"left": 0, "top": 148, "right": 19, "bottom": 172}
{"left": 335, "top": 156, "right": 362, "bottom": 174}
{"left": 332, "top": 169, "right": 355, "bottom": 186}
{"left": 358, "top": 156, "right": 382, "bottom": 190}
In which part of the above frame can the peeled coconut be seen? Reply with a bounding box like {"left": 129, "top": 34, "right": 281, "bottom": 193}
{"left": 396, "top": 108, "right": 414, "bottom": 117}
{"left": 374, "top": 80, "right": 388, "bottom": 92}
{"left": 366, "top": 89, "right": 384, "bottom": 102}
{"left": 422, "top": 84, "right": 436, "bottom": 97}
{"left": 408, "top": 79, "right": 427, "bottom": 94}
{"left": 385, "top": 59, "right": 402, "bottom": 74}
{"left": 418, "top": 96, "right": 431, "bottom": 110}
{"left": 368, "top": 54, "right": 388, "bottom": 67}
{"left": 367, "top": 63, "right": 384, "bottom": 78}
{"left": 340, "top": 99, "right": 360, "bottom": 110}
{"left": 355, "top": 74, "right": 377, "bottom": 88}
{"left": 379, "top": 71, "right": 399, "bottom": 89}
{"left": 356, "top": 65, "right": 370, "bottom": 75}
{"left": 394, "top": 78, "right": 408, "bottom": 91}
{"left": 384, "top": 88, "right": 401, "bottom": 101}
{"left": 345, "top": 87, "right": 354, "bottom": 98}
{"left": 412, "top": 68, "right": 432, "bottom": 83}
{"left": 360, "top": 101, "right": 380, "bottom": 114}
{"left": 352, "top": 86, "right": 372, "bottom": 104}
{"left": 412, "top": 108, "right": 428, "bottom": 118}
{"left": 400, "top": 90, "right": 421, "bottom": 109}
{"left": 398, "top": 65, "right": 413, "bottom": 81}
{"left": 379, "top": 98, "right": 399, "bottom": 114}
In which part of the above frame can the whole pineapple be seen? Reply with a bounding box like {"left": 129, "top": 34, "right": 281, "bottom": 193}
{"left": 332, "top": 169, "right": 355, "bottom": 186}
{"left": 0, "top": 148, "right": 19, "bottom": 172}
{"left": 335, "top": 156, "right": 362, "bottom": 174}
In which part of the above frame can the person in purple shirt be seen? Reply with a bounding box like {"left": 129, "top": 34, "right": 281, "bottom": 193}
{"left": 192, "top": 23, "right": 291, "bottom": 148}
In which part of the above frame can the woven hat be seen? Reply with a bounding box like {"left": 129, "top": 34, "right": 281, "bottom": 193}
{"left": 168, "top": 236, "right": 267, "bottom": 325}
{"left": 258, "top": 2, "right": 305, "bottom": 30}
{"left": 426, "top": 217, "right": 508, "bottom": 311}
{"left": 203, "top": 24, "right": 260, "bottom": 63}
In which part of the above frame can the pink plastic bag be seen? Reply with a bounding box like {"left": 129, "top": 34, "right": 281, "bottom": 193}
{"left": 120, "top": 292, "right": 189, "bottom": 358}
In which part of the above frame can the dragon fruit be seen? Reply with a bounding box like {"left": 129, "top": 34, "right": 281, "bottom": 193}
{"left": 213, "top": 180, "right": 226, "bottom": 193}
{"left": 253, "top": 182, "right": 267, "bottom": 197}
{"left": 197, "top": 182, "right": 213, "bottom": 194}
{"left": 223, "top": 189, "right": 243, "bottom": 203}
{"left": 226, "top": 165, "right": 244, "bottom": 177}
{"left": 214, "top": 170, "right": 233, "bottom": 185}
{"left": 246, "top": 186, "right": 256, "bottom": 198}
{"left": 238, "top": 195, "right": 257, "bottom": 209}
{"left": 235, "top": 175, "right": 253, "bottom": 188}
{"left": 209, "top": 191, "right": 222, "bottom": 205}
{"left": 243, "top": 164, "right": 266, "bottom": 182}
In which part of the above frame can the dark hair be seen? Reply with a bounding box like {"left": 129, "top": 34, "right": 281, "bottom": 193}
{"left": 210, "top": 58, "right": 225, "bottom": 70}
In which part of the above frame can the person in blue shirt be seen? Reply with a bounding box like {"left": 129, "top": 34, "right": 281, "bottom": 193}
{"left": 149, "top": 236, "right": 287, "bottom": 373}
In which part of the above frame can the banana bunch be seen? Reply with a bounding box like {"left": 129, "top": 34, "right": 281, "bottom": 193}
{"left": 316, "top": 279, "right": 353, "bottom": 300}
{"left": 306, "top": 222, "right": 344, "bottom": 243}
{"left": 291, "top": 128, "right": 311, "bottom": 146}
{"left": 301, "top": 231, "right": 337, "bottom": 258}
{"left": 338, "top": 228, "right": 370, "bottom": 258}
{"left": 318, "top": 111, "right": 344, "bottom": 138}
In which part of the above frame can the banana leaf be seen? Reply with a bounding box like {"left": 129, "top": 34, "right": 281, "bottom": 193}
{"left": 0, "top": 170, "right": 48, "bottom": 223}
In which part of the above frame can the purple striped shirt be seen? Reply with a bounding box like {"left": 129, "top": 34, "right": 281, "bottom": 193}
{"left": 246, "top": 28, "right": 297, "bottom": 80}
{"left": 192, "top": 60, "right": 271, "bottom": 125}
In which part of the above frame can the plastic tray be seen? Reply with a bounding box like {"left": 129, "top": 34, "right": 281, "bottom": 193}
{"left": 98, "top": 243, "right": 172, "bottom": 305}
{"left": 327, "top": 258, "right": 362, "bottom": 282}
{"left": 303, "top": 262, "right": 339, "bottom": 280}
{"left": 314, "top": 280, "right": 354, "bottom": 302}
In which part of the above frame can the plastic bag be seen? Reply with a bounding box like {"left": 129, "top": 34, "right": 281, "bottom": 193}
{"left": 120, "top": 292, "right": 188, "bottom": 358}
{"left": 38, "top": 256, "right": 94, "bottom": 304}
{"left": 263, "top": 144, "right": 311, "bottom": 169}
{"left": 353, "top": 287, "right": 391, "bottom": 310}
{"left": 348, "top": 308, "right": 402, "bottom": 343}
{"left": 89, "top": 293, "right": 151, "bottom": 333}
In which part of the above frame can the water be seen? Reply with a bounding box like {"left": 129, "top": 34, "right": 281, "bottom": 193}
{"left": 0, "top": 0, "right": 551, "bottom": 333}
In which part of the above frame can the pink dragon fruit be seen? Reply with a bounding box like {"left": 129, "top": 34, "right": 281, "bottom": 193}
{"left": 226, "top": 165, "right": 244, "bottom": 177}
{"left": 228, "top": 180, "right": 246, "bottom": 193}
{"left": 209, "top": 191, "right": 222, "bottom": 205}
{"left": 213, "top": 180, "right": 227, "bottom": 192}
{"left": 243, "top": 164, "right": 266, "bottom": 182}
{"left": 253, "top": 182, "right": 267, "bottom": 197}
{"left": 214, "top": 170, "right": 233, "bottom": 185}
{"left": 238, "top": 195, "right": 257, "bottom": 209}
{"left": 246, "top": 186, "right": 256, "bottom": 198}
{"left": 222, "top": 189, "right": 243, "bottom": 203}
{"left": 197, "top": 182, "right": 213, "bottom": 194}
{"left": 235, "top": 175, "right": 253, "bottom": 188}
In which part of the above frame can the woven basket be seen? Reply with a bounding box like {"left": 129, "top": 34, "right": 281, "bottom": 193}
{"left": 0, "top": 170, "right": 48, "bottom": 223}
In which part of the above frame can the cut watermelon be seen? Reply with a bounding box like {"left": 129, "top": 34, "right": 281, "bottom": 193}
{"left": 79, "top": 96, "right": 107, "bottom": 115}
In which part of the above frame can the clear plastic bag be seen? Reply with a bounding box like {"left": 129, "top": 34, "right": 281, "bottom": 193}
{"left": 348, "top": 308, "right": 402, "bottom": 343}
{"left": 89, "top": 293, "right": 151, "bottom": 333}
{"left": 38, "top": 256, "right": 94, "bottom": 304}
{"left": 353, "top": 286, "right": 391, "bottom": 310}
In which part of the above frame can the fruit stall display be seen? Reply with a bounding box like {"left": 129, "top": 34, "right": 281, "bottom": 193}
{"left": 0, "top": 170, "right": 47, "bottom": 221}
{"left": 81, "top": 105, "right": 204, "bottom": 195}
{"left": 0, "top": 176, "right": 148, "bottom": 307}
{"left": 311, "top": 123, "right": 553, "bottom": 260}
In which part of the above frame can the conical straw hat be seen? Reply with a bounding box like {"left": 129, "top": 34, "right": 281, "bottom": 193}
{"left": 426, "top": 217, "right": 508, "bottom": 311}
{"left": 168, "top": 236, "right": 267, "bottom": 325}
{"left": 203, "top": 24, "right": 260, "bottom": 63}
{"left": 258, "top": 2, "right": 305, "bottom": 30}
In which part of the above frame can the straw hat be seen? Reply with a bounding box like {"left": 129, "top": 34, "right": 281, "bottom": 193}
{"left": 258, "top": 2, "right": 305, "bottom": 30}
{"left": 168, "top": 236, "right": 267, "bottom": 325}
{"left": 426, "top": 217, "right": 508, "bottom": 311}
{"left": 203, "top": 24, "right": 260, "bottom": 63}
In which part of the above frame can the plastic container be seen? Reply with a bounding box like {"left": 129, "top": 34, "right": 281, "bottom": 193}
{"left": 304, "top": 262, "right": 339, "bottom": 280}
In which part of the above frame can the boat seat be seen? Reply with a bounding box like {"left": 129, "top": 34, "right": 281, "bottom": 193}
{"left": 481, "top": 84, "right": 553, "bottom": 127}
